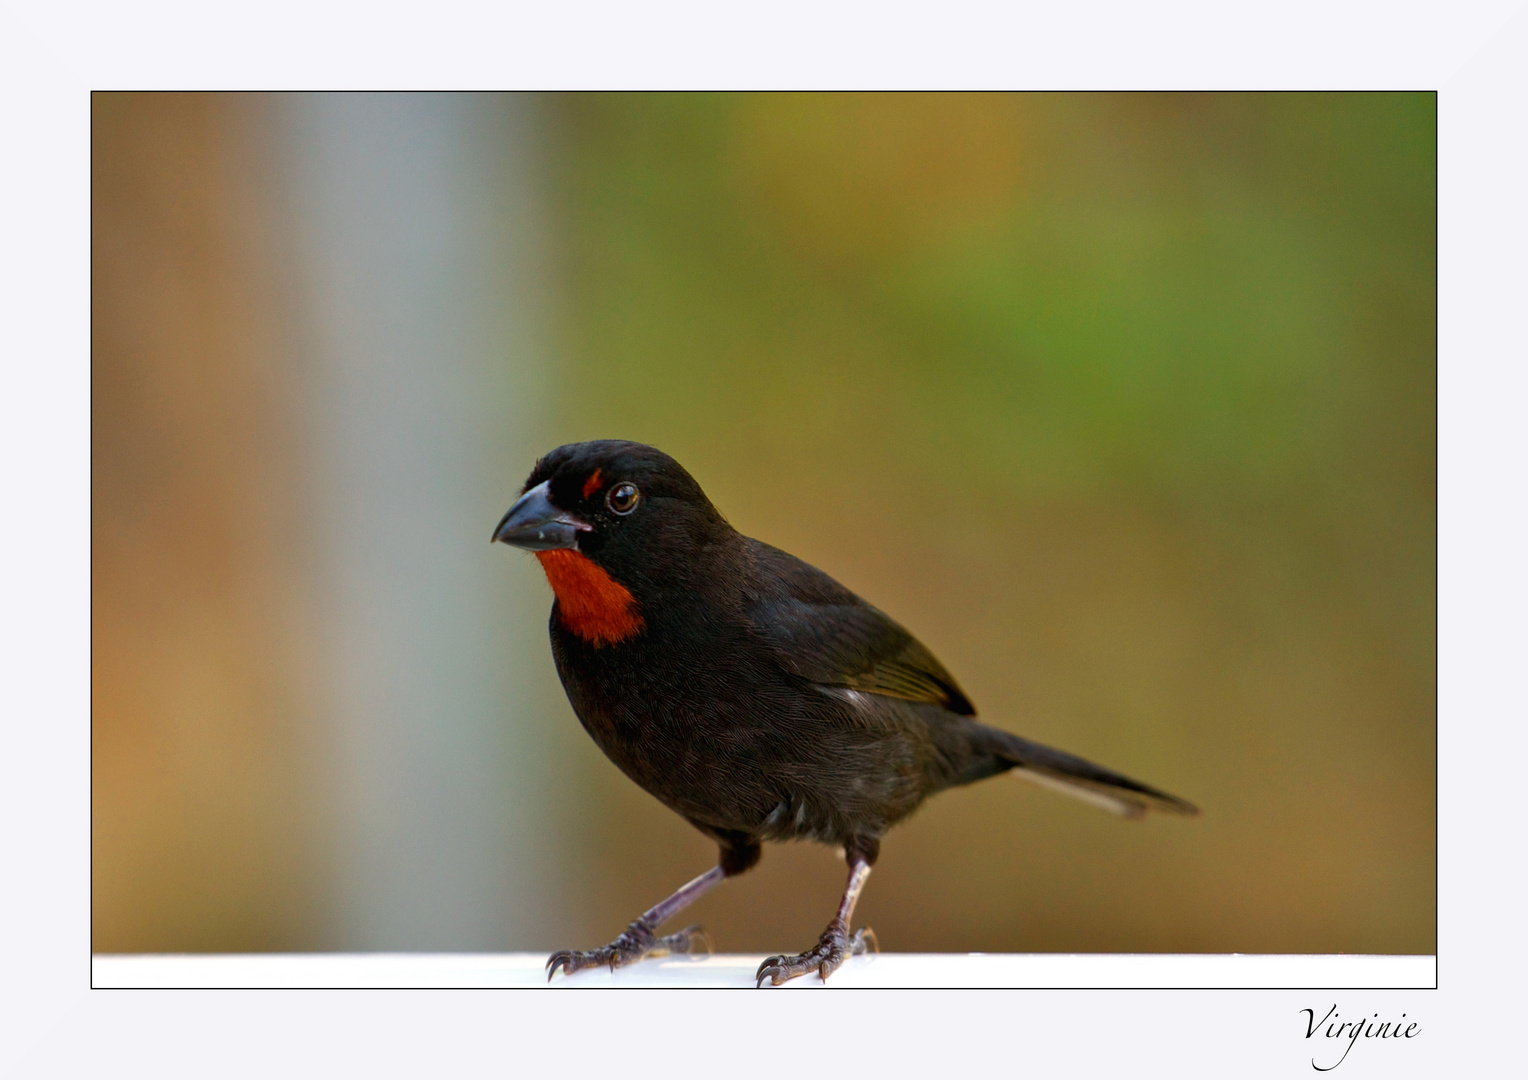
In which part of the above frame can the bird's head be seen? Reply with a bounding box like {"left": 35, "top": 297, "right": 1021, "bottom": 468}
{"left": 492, "top": 440, "right": 730, "bottom": 645}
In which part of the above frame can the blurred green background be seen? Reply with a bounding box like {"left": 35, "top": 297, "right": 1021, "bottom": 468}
{"left": 93, "top": 92, "right": 1434, "bottom": 956}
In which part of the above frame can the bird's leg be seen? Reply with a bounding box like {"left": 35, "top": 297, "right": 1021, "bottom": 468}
{"left": 756, "top": 852, "right": 878, "bottom": 987}
{"left": 546, "top": 865, "right": 723, "bottom": 980}
{"left": 547, "top": 835, "right": 759, "bottom": 981}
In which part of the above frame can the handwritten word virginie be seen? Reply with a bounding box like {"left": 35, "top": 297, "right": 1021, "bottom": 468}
{"left": 1300, "top": 1005, "right": 1418, "bottom": 1071}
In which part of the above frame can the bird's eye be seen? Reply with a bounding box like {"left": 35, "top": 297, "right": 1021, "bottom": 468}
{"left": 606, "top": 482, "right": 640, "bottom": 515}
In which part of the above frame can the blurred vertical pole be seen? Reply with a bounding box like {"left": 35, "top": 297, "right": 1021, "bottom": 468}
{"left": 278, "top": 93, "right": 557, "bottom": 950}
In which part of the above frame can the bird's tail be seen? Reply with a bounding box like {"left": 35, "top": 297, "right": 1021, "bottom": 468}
{"left": 971, "top": 723, "right": 1199, "bottom": 819}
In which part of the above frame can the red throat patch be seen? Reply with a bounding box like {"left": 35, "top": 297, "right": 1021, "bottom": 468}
{"left": 535, "top": 549, "right": 644, "bottom": 646}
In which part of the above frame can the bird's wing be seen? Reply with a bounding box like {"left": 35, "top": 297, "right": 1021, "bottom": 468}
{"left": 742, "top": 539, "right": 976, "bottom": 716}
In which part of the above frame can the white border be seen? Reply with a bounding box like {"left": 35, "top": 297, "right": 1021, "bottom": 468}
{"left": 5, "top": 1, "right": 1521, "bottom": 1075}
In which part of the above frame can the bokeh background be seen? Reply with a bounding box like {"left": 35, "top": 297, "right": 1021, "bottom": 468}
{"left": 92, "top": 92, "right": 1435, "bottom": 956}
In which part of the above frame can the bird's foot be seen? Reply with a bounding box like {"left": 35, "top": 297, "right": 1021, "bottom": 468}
{"left": 755, "top": 920, "right": 877, "bottom": 987}
{"left": 546, "top": 921, "right": 710, "bottom": 981}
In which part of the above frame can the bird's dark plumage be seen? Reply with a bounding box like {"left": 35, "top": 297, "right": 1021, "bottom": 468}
{"left": 493, "top": 439, "right": 1197, "bottom": 984}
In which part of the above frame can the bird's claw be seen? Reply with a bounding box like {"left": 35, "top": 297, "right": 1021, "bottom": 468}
{"left": 754, "top": 921, "right": 874, "bottom": 987}
{"left": 546, "top": 921, "right": 711, "bottom": 981}
{"left": 668, "top": 923, "right": 713, "bottom": 957}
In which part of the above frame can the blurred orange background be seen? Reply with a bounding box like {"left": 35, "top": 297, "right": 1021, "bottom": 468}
{"left": 92, "top": 92, "right": 1435, "bottom": 955}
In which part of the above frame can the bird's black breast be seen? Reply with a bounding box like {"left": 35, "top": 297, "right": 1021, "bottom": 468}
{"left": 546, "top": 545, "right": 991, "bottom": 846}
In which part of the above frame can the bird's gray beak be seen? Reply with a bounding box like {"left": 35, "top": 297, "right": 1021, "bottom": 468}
{"left": 492, "top": 481, "right": 591, "bottom": 551}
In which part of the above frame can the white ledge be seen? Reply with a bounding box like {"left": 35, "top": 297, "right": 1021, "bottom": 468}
{"left": 92, "top": 952, "right": 1436, "bottom": 989}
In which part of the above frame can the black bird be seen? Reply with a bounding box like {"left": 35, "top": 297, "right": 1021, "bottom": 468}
{"left": 493, "top": 440, "right": 1197, "bottom": 986}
